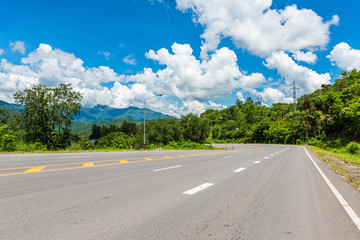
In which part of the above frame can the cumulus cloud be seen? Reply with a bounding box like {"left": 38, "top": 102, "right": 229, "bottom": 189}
{"left": 176, "top": 0, "right": 338, "bottom": 59}
{"left": 292, "top": 51, "right": 317, "bottom": 64}
{"left": 261, "top": 87, "right": 293, "bottom": 105}
{"left": 146, "top": 43, "right": 266, "bottom": 100}
{"left": 327, "top": 42, "right": 360, "bottom": 71}
{"left": 9, "top": 41, "right": 26, "bottom": 54}
{"left": 0, "top": 42, "right": 265, "bottom": 116}
{"left": 125, "top": 42, "right": 266, "bottom": 114}
{"left": 141, "top": 43, "right": 265, "bottom": 101}
{"left": 0, "top": 43, "right": 152, "bottom": 109}
{"left": 264, "top": 51, "right": 331, "bottom": 95}
{"left": 123, "top": 54, "right": 137, "bottom": 65}
{"left": 0, "top": 49, "right": 4, "bottom": 55}
{"left": 236, "top": 92, "right": 245, "bottom": 102}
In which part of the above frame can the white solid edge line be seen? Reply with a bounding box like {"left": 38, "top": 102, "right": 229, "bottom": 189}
{"left": 223, "top": 156, "right": 232, "bottom": 159}
{"left": 304, "top": 147, "right": 360, "bottom": 231}
{"left": 233, "top": 167, "right": 246, "bottom": 173}
{"left": 183, "top": 183, "right": 214, "bottom": 195}
{"left": 154, "top": 165, "right": 182, "bottom": 172}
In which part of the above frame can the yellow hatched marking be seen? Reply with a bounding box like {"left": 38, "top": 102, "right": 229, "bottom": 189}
{"left": 163, "top": 156, "right": 172, "bottom": 159}
{"left": 144, "top": 158, "right": 153, "bottom": 161}
{"left": 119, "top": 160, "right": 128, "bottom": 163}
{"left": 24, "top": 166, "right": 46, "bottom": 173}
{"left": 82, "top": 162, "right": 94, "bottom": 167}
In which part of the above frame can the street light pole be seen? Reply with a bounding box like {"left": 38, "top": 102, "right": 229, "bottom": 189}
{"left": 143, "top": 94, "right": 163, "bottom": 149}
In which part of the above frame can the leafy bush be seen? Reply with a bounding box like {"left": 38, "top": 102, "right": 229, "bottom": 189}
{"left": 80, "top": 140, "right": 95, "bottom": 150}
{"left": 0, "top": 125, "right": 16, "bottom": 151}
{"left": 98, "top": 132, "right": 135, "bottom": 149}
{"left": 346, "top": 142, "right": 360, "bottom": 155}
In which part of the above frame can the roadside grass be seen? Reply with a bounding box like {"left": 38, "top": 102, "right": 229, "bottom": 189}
{"left": 0, "top": 140, "right": 213, "bottom": 154}
{"left": 310, "top": 146, "right": 360, "bottom": 191}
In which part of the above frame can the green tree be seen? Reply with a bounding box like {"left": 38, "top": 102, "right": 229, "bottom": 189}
{"left": 120, "top": 120, "right": 137, "bottom": 136}
{"left": 0, "top": 108, "right": 10, "bottom": 125}
{"left": 89, "top": 124, "right": 102, "bottom": 140}
{"left": 13, "top": 84, "right": 82, "bottom": 149}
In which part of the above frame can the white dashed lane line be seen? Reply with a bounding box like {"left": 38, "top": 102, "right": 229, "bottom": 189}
{"left": 183, "top": 183, "right": 214, "bottom": 195}
{"left": 233, "top": 167, "right": 246, "bottom": 173}
{"left": 153, "top": 165, "right": 182, "bottom": 172}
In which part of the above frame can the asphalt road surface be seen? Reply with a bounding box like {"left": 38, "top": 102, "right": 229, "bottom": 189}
{"left": 1, "top": 144, "right": 360, "bottom": 239}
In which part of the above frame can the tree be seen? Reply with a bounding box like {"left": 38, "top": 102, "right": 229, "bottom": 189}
{"left": 13, "top": 84, "right": 82, "bottom": 149}
{"left": 0, "top": 108, "right": 9, "bottom": 125}
{"left": 89, "top": 124, "right": 102, "bottom": 140}
{"left": 120, "top": 120, "right": 137, "bottom": 136}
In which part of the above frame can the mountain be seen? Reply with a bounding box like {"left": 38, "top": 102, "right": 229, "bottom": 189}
{"left": 0, "top": 100, "right": 23, "bottom": 112}
{"left": 0, "top": 100, "right": 172, "bottom": 122}
{"left": 74, "top": 105, "right": 172, "bottom": 122}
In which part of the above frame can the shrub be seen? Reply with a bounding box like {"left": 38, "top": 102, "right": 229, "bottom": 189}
{"left": 345, "top": 142, "right": 360, "bottom": 155}
{"left": 98, "top": 132, "right": 135, "bottom": 149}
{"left": 0, "top": 125, "right": 16, "bottom": 151}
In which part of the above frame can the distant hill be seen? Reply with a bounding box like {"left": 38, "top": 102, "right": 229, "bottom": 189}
{"left": 0, "top": 100, "right": 172, "bottom": 122}
{"left": 0, "top": 100, "right": 23, "bottom": 112}
{"left": 74, "top": 105, "right": 172, "bottom": 122}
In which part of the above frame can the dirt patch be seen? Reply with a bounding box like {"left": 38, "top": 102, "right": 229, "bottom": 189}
{"left": 319, "top": 155, "right": 360, "bottom": 192}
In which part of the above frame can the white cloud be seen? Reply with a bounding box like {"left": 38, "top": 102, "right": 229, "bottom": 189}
{"left": 123, "top": 54, "right": 137, "bottom": 65}
{"left": 292, "top": 51, "right": 317, "bottom": 64}
{"left": 239, "top": 73, "right": 266, "bottom": 94}
{"left": 98, "top": 51, "right": 112, "bottom": 60}
{"left": 236, "top": 92, "right": 245, "bottom": 102}
{"left": 0, "top": 49, "right": 4, "bottom": 55}
{"left": 1, "top": 42, "right": 264, "bottom": 116}
{"left": 176, "top": 0, "right": 338, "bottom": 58}
{"left": 261, "top": 87, "right": 292, "bottom": 105}
{"left": 141, "top": 43, "right": 265, "bottom": 101}
{"left": 327, "top": 42, "right": 360, "bottom": 71}
{"left": 264, "top": 51, "right": 331, "bottom": 95}
{"left": 9, "top": 41, "right": 26, "bottom": 54}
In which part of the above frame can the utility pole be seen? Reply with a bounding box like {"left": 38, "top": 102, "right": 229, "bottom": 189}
{"left": 290, "top": 79, "right": 299, "bottom": 112}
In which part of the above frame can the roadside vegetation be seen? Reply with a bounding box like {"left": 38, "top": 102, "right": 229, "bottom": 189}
{"left": 310, "top": 142, "right": 360, "bottom": 191}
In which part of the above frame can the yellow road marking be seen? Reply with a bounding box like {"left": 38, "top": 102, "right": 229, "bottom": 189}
{"left": 1, "top": 146, "right": 268, "bottom": 177}
{"left": 24, "top": 166, "right": 46, "bottom": 173}
{"left": 82, "top": 162, "right": 94, "bottom": 167}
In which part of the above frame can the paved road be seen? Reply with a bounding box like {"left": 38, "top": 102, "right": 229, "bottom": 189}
{"left": 1, "top": 145, "right": 360, "bottom": 239}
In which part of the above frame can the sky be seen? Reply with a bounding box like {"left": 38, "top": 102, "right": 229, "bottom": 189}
{"left": 1, "top": 0, "right": 360, "bottom": 117}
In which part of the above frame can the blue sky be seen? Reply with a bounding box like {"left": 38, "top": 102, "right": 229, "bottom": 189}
{"left": 0, "top": 0, "right": 359, "bottom": 116}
